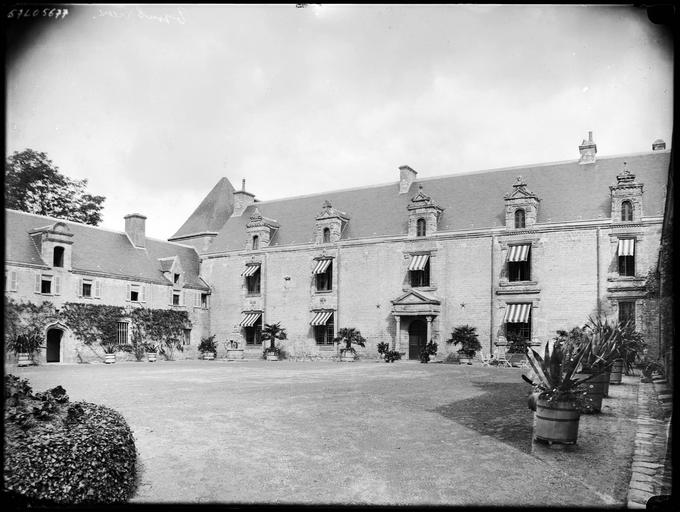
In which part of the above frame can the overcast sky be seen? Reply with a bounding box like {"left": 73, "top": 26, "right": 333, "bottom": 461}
{"left": 6, "top": 4, "right": 673, "bottom": 240}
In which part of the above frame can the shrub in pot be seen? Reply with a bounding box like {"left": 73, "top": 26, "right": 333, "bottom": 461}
{"left": 143, "top": 343, "right": 159, "bottom": 362}
{"left": 225, "top": 339, "right": 244, "bottom": 360}
{"left": 446, "top": 325, "right": 481, "bottom": 364}
{"left": 419, "top": 340, "right": 438, "bottom": 363}
{"left": 100, "top": 341, "right": 132, "bottom": 364}
{"left": 262, "top": 322, "right": 287, "bottom": 361}
{"left": 198, "top": 335, "right": 218, "bottom": 360}
{"left": 6, "top": 333, "right": 42, "bottom": 367}
{"left": 377, "top": 341, "right": 401, "bottom": 363}
{"left": 334, "top": 327, "right": 366, "bottom": 362}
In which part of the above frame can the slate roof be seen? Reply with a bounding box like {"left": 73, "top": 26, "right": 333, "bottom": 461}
{"left": 199, "top": 151, "right": 669, "bottom": 253}
{"left": 171, "top": 177, "right": 235, "bottom": 239}
{"left": 5, "top": 210, "right": 209, "bottom": 290}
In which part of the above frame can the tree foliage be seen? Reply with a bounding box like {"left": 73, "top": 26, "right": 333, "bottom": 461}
{"left": 5, "top": 149, "right": 105, "bottom": 226}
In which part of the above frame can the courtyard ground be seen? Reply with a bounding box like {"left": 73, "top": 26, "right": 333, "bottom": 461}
{"left": 8, "top": 359, "right": 641, "bottom": 506}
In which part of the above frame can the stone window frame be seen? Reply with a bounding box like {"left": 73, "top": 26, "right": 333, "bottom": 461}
{"left": 514, "top": 209, "right": 526, "bottom": 229}
{"left": 621, "top": 201, "right": 634, "bottom": 222}
{"left": 314, "top": 312, "right": 335, "bottom": 345}
{"left": 416, "top": 218, "right": 427, "bottom": 237}
{"left": 403, "top": 249, "right": 437, "bottom": 292}
{"left": 498, "top": 237, "right": 541, "bottom": 286}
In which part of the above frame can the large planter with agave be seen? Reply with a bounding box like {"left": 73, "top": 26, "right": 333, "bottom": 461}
{"left": 524, "top": 337, "right": 593, "bottom": 446}
{"left": 575, "top": 370, "right": 608, "bottom": 413}
{"left": 340, "top": 349, "right": 356, "bottom": 362}
{"left": 609, "top": 359, "right": 624, "bottom": 384}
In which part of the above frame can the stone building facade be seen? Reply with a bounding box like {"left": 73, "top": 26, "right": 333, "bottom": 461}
{"left": 5, "top": 210, "right": 211, "bottom": 363}
{"left": 167, "top": 134, "right": 670, "bottom": 360}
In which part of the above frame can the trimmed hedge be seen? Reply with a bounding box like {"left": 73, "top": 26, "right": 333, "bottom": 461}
{"left": 4, "top": 375, "right": 137, "bottom": 504}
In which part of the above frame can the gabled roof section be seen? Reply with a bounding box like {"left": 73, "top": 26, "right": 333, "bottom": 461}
{"left": 205, "top": 151, "right": 669, "bottom": 253}
{"left": 171, "top": 177, "right": 235, "bottom": 239}
{"left": 5, "top": 210, "right": 209, "bottom": 290}
{"left": 391, "top": 289, "right": 441, "bottom": 305}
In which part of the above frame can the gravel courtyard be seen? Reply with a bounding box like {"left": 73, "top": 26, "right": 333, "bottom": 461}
{"left": 8, "top": 359, "right": 639, "bottom": 506}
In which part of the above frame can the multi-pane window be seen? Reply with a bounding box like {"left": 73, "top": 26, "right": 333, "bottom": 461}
{"left": 505, "top": 303, "right": 531, "bottom": 341}
{"left": 314, "top": 312, "right": 335, "bottom": 345}
{"left": 82, "top": 281, "right": 92, "bottom": 298}
{"left": 621, "top": 201, "right": 633, "bottom": 222}
{"left": 315, "top": 260, "right": 333, "bottom": 291}
{"left": 246, "top": 267, "right": 261, "bottom": 295}
{"left": 127, "top": 283, "right": 144, "bottom": 302}
{"left": 53, "top": 246, "right": 64, "bottom": 267}
{"left": 618, "top": 239, "right": 635, "bottom": 277}
{"left": 183, "top": 329, "right": 191, "bottom": 345}
{"left": 323, "top": 227, "right": 331, "bottom": 243}
{"left": 515, "top": 209, "right": 526, "bottom": 229}
{"left": 507, "top": 244, "right": 531, "bottom": 282}
{"left": 410, "top": 259, "right": 430, "bottom": 287}
{"left": 35, "top": 274, "right": 60, "bottom": 295}
{"left": 117, "top": 322, "right": 129, "bottom": 344}
{"left": 619, "top": 301, "right": 636, "bottom": 328}
{"left": 416, "top": 218, "right": 426, "bottom": 237}
{"left": 79, "top": 278, "right": 101, "bottom": 299}
{"left": 172, "top": 292, "right": 181, "bottom": 305}
{"left": 41, "top": 277, "right": 52, "bottom": 294}
{"left": 245, "top": 317, "right": 262, "bottom": 345}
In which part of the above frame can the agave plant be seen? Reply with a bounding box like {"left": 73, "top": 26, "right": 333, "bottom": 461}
{"left": 523, "top": 338, "right": 596, "bottom": 406}
{"left": 580, "top": 315, "right": 624, "bottom": 373}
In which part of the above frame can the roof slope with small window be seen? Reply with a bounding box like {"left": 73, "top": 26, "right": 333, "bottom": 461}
{"left": 171, "top": 177, "right": 235, "bottom": 239}
{"left": 5, "top": 209, "right": 209, "bottom": 290}
{"left": 198, "top": 151, "right": 669, "bottom": 253}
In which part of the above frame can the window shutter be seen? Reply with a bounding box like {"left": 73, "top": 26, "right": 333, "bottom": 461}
{"left": 77, "top": 278, "right": 83, "bottom": 297}
{"left": 182, "top": 290, "right": 186, "bottom": 306}
{"left": 54, "top": 276, "right": 61, "bottom": 295}
{"left": 10, "top": 271, "right": 18, "bottom": 291}
{"left": 35, "top": 273, "right": 41, "bottom": 293}
{"left": 141, "top": 285, "right": 146, "bottom": 302}
{"left": 126, "top": 284, "right": 131, "bottom": 301}
{"left": 169, "top": 288, "right": 173, "bottom": 305}
{"left": 94, "top": 280, "right": 102, "bottom": 298}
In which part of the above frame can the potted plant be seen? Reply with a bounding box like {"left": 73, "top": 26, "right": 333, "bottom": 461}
{"left": 225, "top": 339, "right": 244, "bottom": 360}
{"left": 262, "top": 322, "right": 287, "bottom": 361}
{"left": 446, "top": 325, "right": 482, "bottom": 365}
{"left": 144, "top": 343, "right": 159, "bottom": 362}
{"left": 333, "top": 327, "right": 366, "bottom": 362}
{"left": 524, "top": 338, "right": 595, "bottom": 445}
{"left": 506, "top": 333, "right": 531, "bottom": 367}
{"left": 419, "top": 340, "right": 438, "bottom": 363}
{"left": 100, "top": 341, "right": 132, "bottom": 364}
{"left": 613, "top": 323, "right": 646, "bottom": 382}
{"left": 198, "top": 334, "right": 218, "bottom": 360}
{"left": 7, "top": 333, "right": 42, "bottom": 367}
{"left": 377, "top": 342, "right": 401, "bottom": 363}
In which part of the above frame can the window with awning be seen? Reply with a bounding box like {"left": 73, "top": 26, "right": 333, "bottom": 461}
{"left": 239, "top": 311, "right": 262, "bottom": 327}
{"left": 313, "top": 258, "right": 333, "bottom": 291}
{"left": 408, "top": 254, "right": 429, "bottom": 271}
{"left": 507, "top": 244, "right": 531, "bottom": 282}
{"left": 408, "top": 254, "right": 430, "bottom": 287}
{"left": 312, "top": 258, "right": 332, "bottom": 274}
{"left": 311, "top": 310, "right": 334, "bottom": 345}
{"left": 242, "top": 264, "right": 261, "bottom": 294}
{"left": 241, "top": 263, "right": 261, "bottom": 277}
{"left": 617, "top": 239, "right": 635, "bottom": 276}
{"left": 503, "top": 303, "right": 532, "bottom": 323}
{"left": 507, "top": 244, "right": 530, "bottom": 262}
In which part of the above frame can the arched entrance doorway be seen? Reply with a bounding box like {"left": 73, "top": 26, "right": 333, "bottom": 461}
{"left": 46, "top": 329, "right": 62, "bottom": 363}
{"left": 408, "top": 319, "right": 427, "bottom": 360}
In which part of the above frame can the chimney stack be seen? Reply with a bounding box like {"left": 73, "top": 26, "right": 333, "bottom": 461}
{"left": 578, "top": 131, "right": 597, "bottom": 164}
{"left": 125, "top": 213, "right": 147, "bottom": 248}
{"left": 232, "top": 178, "right": 255, "bottom": 217}
{"left": 652, "top": 139, "right": 666, "bottom": 151}
{"left": 399, "top": 165, "right": 418, "bottom": 194}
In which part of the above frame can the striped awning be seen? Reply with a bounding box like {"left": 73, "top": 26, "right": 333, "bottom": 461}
{"left": 618, "top": 239, "right": 635, "bottom": 256}
{"left": 312, "top": 258, "right": 332, "bottom": 274}
{"left": 241, "top": 264, "right": 261, "bottom": 277}
{"left": 408, "top": 254, "right": 429, "bottom": 271}
{"left": 310, "top": 310, "right": 334, "bottom": 326}
{"left": 239, "top": 311, "right": 262, "bottom": 327}
{"left": 507, "top": 244, "right": 530, "bottom": 262}
{"left": 503, "top": 303, "right": 532, "bottom": 323}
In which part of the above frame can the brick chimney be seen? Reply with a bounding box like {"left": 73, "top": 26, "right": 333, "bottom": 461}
{"left": 124, "top": 213, "right": 147, "bottom": 248}
{"left": 399, "top": 165, "right": 417, "bottom": 194}
{"left": 579, "top": 131, "right": 597, "bottom": 164}
{"left": 652, "top": 139, "right": 666, "bottom": 151}
{"left": 232, "top": 178, "right": 256, "bottom": 217}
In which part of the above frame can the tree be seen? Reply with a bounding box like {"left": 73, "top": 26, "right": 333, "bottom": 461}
{"left": 5, "top": 149, "right": 105, "bottom": 226}
{"left": 333, "top": 327, "right": 366, "bottom": 354}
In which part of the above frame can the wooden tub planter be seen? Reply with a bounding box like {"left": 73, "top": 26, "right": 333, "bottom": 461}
{"left": 265, "top": 352, "right": 280, "bottom": 361}
{"left": 17, "top": 353, "right": 32, "bottom": 367}
{"left": 226, "top": 349, "right": 244, "bottom": 360}
{"left": 104, "top": 354, "right": 116, "bottom": 364}
{"left": 534, "top": 398, "right": 580, "bottom": 445}
{"left": 609, "top": 359, "right": 624, "bottom": 385}
{"left": 202, "top": 352, "right": 216, "bottom": 361}
{"left": 602, "top": 370, "right": 611, "bottom": 398}
{"left": 147, "top": 352, "right": 158, "bottom": 363}
{"left": 575, "top": 372, "right": 608, "bottom": 413}
{"left": 340, "top": 350, "right": 356, "bottom": 362}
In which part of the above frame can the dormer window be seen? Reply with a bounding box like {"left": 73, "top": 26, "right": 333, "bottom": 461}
{"left": 416, "top": 218, "right": 426, "bottom": 237}
{"left": 173, "top": 273, "right": 180, "bottom": 284}
{"left": 252, "top": 235, "right": 259, "bottom": 250}
{"left": 323, "top": 227, "right": 331, "bottom": 244}
{"left": 621, "top": 201, "right": 633, "bottom": 222}
{"left": 514, "top": 209, "right": 526, "bottom": 229}
{"left": 53, "top": 246, "right": 64, "bottom": 267}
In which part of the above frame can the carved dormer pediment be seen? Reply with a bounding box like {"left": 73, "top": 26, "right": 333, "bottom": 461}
{"left": 246, "top": 207, "right": 279, "bottom": 249}
{"left": 610, "top": 162, "right": 643, "bottom": 222}
{"left": 504, "top": 176, "right": 540, "bottom": 229}
{"left": 315, "top": 200, "right": 349, "bottom": 244}
{"left": 390, "top": 289, "right": 441, "bottom": 315}
{"left": 391, "top": 289, "right": 440, "bottom": 306}
{"left": 407, "top": 185, "right": 444, "bottom": 238}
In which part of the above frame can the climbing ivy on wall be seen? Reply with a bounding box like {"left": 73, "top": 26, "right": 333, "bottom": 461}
{"left": 4, "top": 298, "right": 59, "bottom": 353}
{"left": 60, "top": 303, "right": 125, "bottom": 346}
